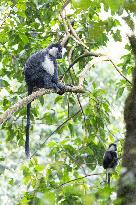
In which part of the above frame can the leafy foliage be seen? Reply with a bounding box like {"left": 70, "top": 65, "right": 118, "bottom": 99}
{"left": 0, "top": 0, "right": 134, "bottom": 204}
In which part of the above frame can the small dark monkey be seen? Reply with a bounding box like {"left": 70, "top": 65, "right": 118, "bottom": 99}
{"left": 103, "top": 143, "right": 118, "bottom": 185}
{"left": 24, "top": 43, "right": 66, "bottom": 158}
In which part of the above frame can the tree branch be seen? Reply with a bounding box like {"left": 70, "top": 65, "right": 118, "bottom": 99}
{"left": 62, "top": 51, "right": 105, "bottom": 80}
{"left": 60, "top": 0, "right": 71, "bottom": 13}
{"left": 31, "top": 109, "right": 81, "bottom": 158}
{"left": 59, "top": 172, "right": 104, "bottom": 187}
{"left": 60, "top": 9, "right": 72, "bottom": 47}
{"left": 79, "top": 56, "right": 107, "bottom": 86}
{"left": 61, "top": 15, "right": 131, "bottom": 86}
{"left": 0, "top": 85, "right": 84, "bottom": 125}
{"left": 109, "top": 58, "right": 132, "bottom": 85}
{"left": 67, "top": 18, "right": 89, "bottom": 50}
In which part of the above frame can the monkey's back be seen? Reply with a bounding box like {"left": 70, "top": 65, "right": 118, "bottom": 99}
{"left": 24, "top": 50, "right": 47, "bottom": 88}
{"left": 103, "top": 151, "right": 117, "bottom": 169}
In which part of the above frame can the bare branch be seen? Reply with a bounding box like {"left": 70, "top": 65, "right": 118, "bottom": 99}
{"left": 59, "top": 172, "right": 104, "bottom": 187}
{"left": 67, "top": 18, "right": 89, "bottom": 50}
{"left": 60, "top": 10, "right": 71, "bottom": 47}
{"left": 68, "top": 46, "right": 76, "bottom": 64}
{"left": 78, "top": 56, "right": 132, "bottom": 86}
{"left": 62, "top": 51, "right": 105, "bottom": 80}
{"left": 0, "top": 85, "right": 84, "bottom": 125}
{"left": 79, "top": 56, "right": 107, "bottom": 86}
{"left": 67, "top": 45, "right": 87, "bottom": 131}
{"left": 60, "top": 0, "right": 71, "bottom": 13}
{"left": 109, "top": 58, "right": 132, "bottom": 85}
{"left": 61, "top": 34, "right": 71, "bottom": 47}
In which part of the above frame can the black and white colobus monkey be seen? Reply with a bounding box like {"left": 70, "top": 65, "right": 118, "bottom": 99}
{"left": 24, "top": 43, "right": 66, "bottom": 158}
{"left": 103, "top": 143, "right": 118, "bottom": 185}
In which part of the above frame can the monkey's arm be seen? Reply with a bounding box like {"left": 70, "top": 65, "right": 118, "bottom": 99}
{"left": 52, "top": 62, "right": 66, "bottom": 94}
{"left": 110, "top": 152, "right": 118, "bottom": 168}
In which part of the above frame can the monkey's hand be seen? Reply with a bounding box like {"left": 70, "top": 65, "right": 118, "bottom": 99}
{"left": 56, "top": 82, "right": 66, "bottom": 95}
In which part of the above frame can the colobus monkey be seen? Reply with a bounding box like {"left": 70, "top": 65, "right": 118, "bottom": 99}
{"left": 24, "top": 43, "right": 66, "bottom": 158}
{"left": 103, "top": 143, "right": 118, "bottom": 185}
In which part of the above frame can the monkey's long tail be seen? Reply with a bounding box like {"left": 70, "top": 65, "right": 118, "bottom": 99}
{"left": 25, "top": 87, "right": 32, "bottom": 158}
{"left": 108, "top": 173, "right": 110, "bottom": 185}
{"left": 106, "top": 171, "right": 110, "bottom": 185}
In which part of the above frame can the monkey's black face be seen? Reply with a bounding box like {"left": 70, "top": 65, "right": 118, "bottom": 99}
{"left": 56, "top": 48, "right": 62, "bottom": 59}
{"left": 48, "top": 44, "right": 63, "bottom": 59}
{"left": 109, "top": 143, "right": 117, "bottom": 151}
{"left": 56, "top": 44, "right": 63, "bottom": 59}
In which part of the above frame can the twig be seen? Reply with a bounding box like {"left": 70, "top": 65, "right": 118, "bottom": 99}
{"left": 59, "top": 172, "right": 104, "bottom": 187}
{"left": 109, "top": 58, "right": 132, "bottom": 85}
{"left": 67, "top": 46, "right": 87, "bottom": 131}
{"left": 67, "top": 18, "right": 89, "bottom": 50}
{"left": 0, "top": 86, "right": 84, "bottom": 124}
{"left": 79, "top": 56, "right": 132, "bottom": 87}
{"left": 79, "top": 56, "right": 107, "bottom": 86}
{"left": 76, "top": 94, "right": 86, "bottom": 126}
{"left": 62, "top": 51, "right": 104, "bottom": 80}
{"left": 30, "top": 109, "right": 81, "bottom": 158}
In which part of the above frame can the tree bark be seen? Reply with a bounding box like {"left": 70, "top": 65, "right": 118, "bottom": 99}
{"left": 0, "top": 85, "right": 84, "bottom": 125}
{"left": 117, "top": 35, "right": 136, "bottom": 204}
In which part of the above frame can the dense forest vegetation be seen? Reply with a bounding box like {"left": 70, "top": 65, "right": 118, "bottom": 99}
{"left": 0, "top": 0, "right": 136, "bottom": 204}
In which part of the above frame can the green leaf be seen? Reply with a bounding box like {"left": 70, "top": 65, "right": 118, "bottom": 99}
{"left": 72, "top": 0, "right": 91, "bottom": 10}
{"left": 35, "top": 165, "right": 45, "bottom": 172}
{"left": 8, "top": 178, "right": 14, "bottom": 185}
{"left": 39, "top": 96, "right": 44, "bottom": 106}
{"left": 102, "top": 0, "right": 125, "bottom": 13}
{"left": 116, "top": 87, "right": 124, "bottom": 98}
{"left": 19, "top": 33, "right": 29, "bottom": 44}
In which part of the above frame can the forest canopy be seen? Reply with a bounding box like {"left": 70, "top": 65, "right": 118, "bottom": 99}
{"left": 0, "top": 0, "right": 136, "bottom": 204}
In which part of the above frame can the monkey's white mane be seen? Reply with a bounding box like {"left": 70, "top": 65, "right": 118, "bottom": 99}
{"left": 108, "top": 145, "right": 116, "bottom": 151}
{"left": 49, "top": 47, "right": 58, "bottom": 57}
{"left": 42, "top": 56, "right": 54, "bottom": 76}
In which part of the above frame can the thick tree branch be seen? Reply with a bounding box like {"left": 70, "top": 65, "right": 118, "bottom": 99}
{"left": 0, "top": 85, "right": 84, "bottom": 125}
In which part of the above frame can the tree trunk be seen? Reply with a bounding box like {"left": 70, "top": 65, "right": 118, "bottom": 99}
{"left": 117, "top": 35, "right": 136, "bottom": 204}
